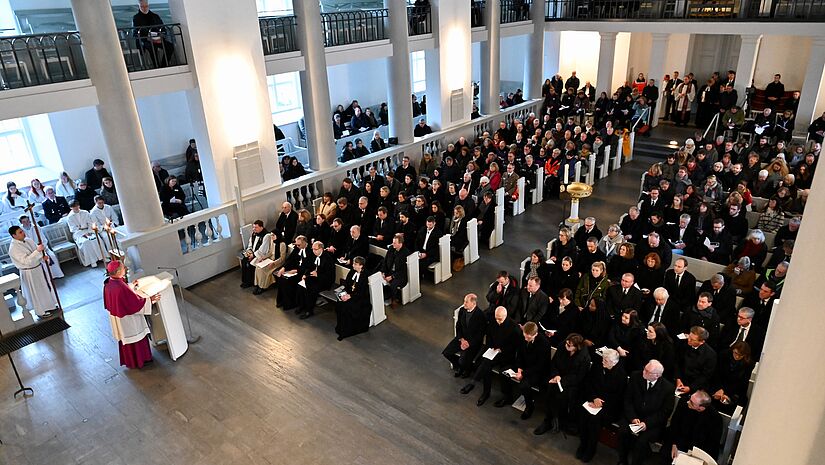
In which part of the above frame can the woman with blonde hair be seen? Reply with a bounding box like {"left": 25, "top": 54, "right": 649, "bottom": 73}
{"left": 574, "top": 261, "right": 610, "bottom": 309}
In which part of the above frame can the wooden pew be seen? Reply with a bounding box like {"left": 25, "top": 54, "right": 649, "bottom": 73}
{"left": 532, "top": 169, "right": 544, "bottom": 205}
{"left": 429, "top": 234, "right": 452, "bottom": 284}
{"left": 367, "top": 271, "right": 386, "bottom": 326}
{"left": 465, "top": 218, "right": 480, "bottom": 264}
{"left": 489, "top": 188, "right": 505, "bottom": 250}
{"left": 513, "top": 177, "right": 526, "bottom": 216}
{"left": 367, "top": 245, "right": 421, "bottom": 305}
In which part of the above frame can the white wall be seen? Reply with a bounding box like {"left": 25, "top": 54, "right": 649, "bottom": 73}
{"left": 500, "top": 34, "right": 527, "bottom": 85}
{"left": 326, "top": 58, "right": 389, "bottom": 113}
{"left": 472, "top": 41, "right": 481, "bottom": 83}
{"left": 612, "top": 32, "right": 631, "bottom": 92}
{"left": 753, "top": 36, "right": 811, "bottom": 90}
{"left": 626, "top": 32, "right": 651, "bottom": 83}
{"left": 664, "top": 33, "right": 691, "bottom": 79}
{"left": 558, "top": 31, "right": 599, "bottom": 86}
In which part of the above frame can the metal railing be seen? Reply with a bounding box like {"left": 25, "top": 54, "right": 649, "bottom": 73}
{"left": 407, "top": 5, "right": 432, "bottom": 35}
{"left": 321, "top": 9, "right": 388, "bottom": 47}
{"left": 117, "top": 23, "right": 187, "bottom": 72}
{"left": 0, "top": 32, "right": 87, "bottom": 90}
{"left": 472, "top": 1, "right": 487, "bottom": 26}
{"left": 501, "top": 0, "right": 532, "bottom": 23}
{"left": 259, "top": 15, "right": 299, "bottom": 55}
{"left": 544, "top": 0, "right": 825, "bottom": 20}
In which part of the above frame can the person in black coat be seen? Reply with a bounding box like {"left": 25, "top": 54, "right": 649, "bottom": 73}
{"left": 324, "top": 219, "right": 349, "bottom": 259}
{"left": 42, "top": 188, "right": 71, "bottom": 224}
{"left": 548, "top": 257, "right": 580, "bottom": 302}
{"left": 710, "top": 341, "right": 755, "bottom": 414}
{"left": 641, "top": 287, "right": 682, "bottom": 339}
{"left": 84, "top": 159, "right": 111, "bottom": 191}
{"left": 443, "top": 293, "right": 488, "bottom": 377}
{"left": 447, "top": 208, "right": 469, "bottom": 257}
{"left": 335, "top": 257, "right": 372, "bottom": 340}
{"left": 719, "top": 307, "right": 765, "bottom": 359}
{"left": 608, "top": 309, "right": 644, "bottom": 372}
{"left": 681, "top": 292, "right": 721, "bottom": 347}
{"left": 695, "top": 219, "right": 733, "bottom": 265}
{"left": 663, "top": 258, "right": 697, "bottom": 313}
{"left": 485, "top": 271, "right": 520, "bottom": 315}
{"left": 698, "top": 275, "right": 736, "bottom": 328}
{"left": 542, "top": 288, "right": 579, "bottom": 348}
{"left": 640, "top": 322, "right": 677, "bottom": 382}
{"left": 576, "top": 348, "right": 628, "bottom": 462}
{"left": 577, "top": 298, "right": 612, "bottom": 353}
{"left": 516, "top": 277, "right": 549, "bottom": 325}
{"left": 379, "top": 234, "right": 409, "bottom": 304}
{"left": 618, "top": 361, "right": 676, "bottom": 465}
{"left": 414, "top": 216, "right": 442, "bottom": 270}
{"left": 534, "top": 333, "right": 592, "bottom": 435}
{"left": 659, "top": 391, "right": 723, "bottom": 463}
{"left": 634, "top": 232, "right": 672, "bottom": 269}
{"left": 521, "top": 249, "right": 552, "bottom": 295}
{"left": 605, "top": 274, "right": 644, "bottom": 319}
{"left": 274, "top": 202, "right": 298, "bottom": 246}
{"left": 573, "top": 218, "right": 603, "bottom": 252}
{"left": 159, "top": 175, "right": 188, "bottom": 218}
{"left": 620, "top": 207, "right": 646, "bottom": 244}
{"left": 577, "top": 238, "right": 607, "bottom": 276}
{"left": 275, "top": 236, "right": 311, "bottom": 310}
{"left": 549, "top": 228, "right": 578, "bottom": 266}
{"left": 676, "top": 326, "right": 717, "bottom": 395}
{"left": 74, "top": 181, "right": 98, "bottom": 211}
{"left": 339, "top": 224, "right": 369, "bottom": 268}
{"left": 370, "top": 207, "right": 395, "bottom": 247}
{"left": 740, "top": 282, "right": 777, "bottom": 329}
{"left": 475, "top": 191, "right": 496, "bottom": 245}
{"left": 296, "top": 242, "right": 336, "bottom": 319}
{"left": 132, "top": 1, "right": 176, "bottom": 68}
{"left": 499, "top": 322, "right": 553, "bottom": 418}
{"left": 460, "top": 306, "right": 522, "bottom": 406}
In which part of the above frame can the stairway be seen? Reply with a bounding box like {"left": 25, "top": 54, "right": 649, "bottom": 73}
{"left": 631, "top": 120, "right": 697, "bottom": 160}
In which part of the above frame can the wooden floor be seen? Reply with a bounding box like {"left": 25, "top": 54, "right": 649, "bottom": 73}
{"left": 0, "top": 159, "right": 650, "bottom": 465}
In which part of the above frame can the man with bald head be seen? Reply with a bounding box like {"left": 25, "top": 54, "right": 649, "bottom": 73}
{"left": 443, "top": 294, "right": 488, "bottom": 378}
{"left": 296, "top": 241, "right": 335, "bottom": 320}
{"left": 660, "top": 390, "right": 722, "bottom": 462}
{"left": 618, "top": 360, "right": 675, "bottom": 465}
{"left": 274, "top": 201, "right": 297, "bottom": 246}
{"left": 460, "top": 306, "right": 521, "bottom": 407}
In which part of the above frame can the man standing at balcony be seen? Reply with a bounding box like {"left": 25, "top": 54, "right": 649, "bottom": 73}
{"left": 133, "top": 0, "right": 176, "bottom": 68}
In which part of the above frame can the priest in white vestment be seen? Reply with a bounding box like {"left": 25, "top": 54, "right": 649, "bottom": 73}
{"left": 66, "top": 200, "right": 104, "bottom": 267}
{"left": 8, "top": 225, "right": 58, "bottom": 317}
{"left": 19, "top": 215, "right": 64, "bottom": 279}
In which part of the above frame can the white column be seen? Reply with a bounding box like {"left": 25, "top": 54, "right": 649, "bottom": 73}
{"left": 70, "top": 0, "right": 164, "bottom": 233}
{"left": 596, "top": 32, "right": 617, "bottom": 96}
{"left": 523, "top": 0, "right": 545, "bottom": 100}
{"left": 480, "top": 0, "right": 501, "bottom": 115}
{"left": 168, "top": 0, "right": 281, "bottom": 204}
{"left": 734, "top": 163, "right": 825, "bottom": 464}
{"left": 423, "top": 0, "right": 472, "bottom": 130}
{"left": 543, "top": 31, "right": 561, "bottom": 79}
{"left": 295, "top": 0, "right": 337, "bottom": 170}
{"left": 384, "top": 0, "right": 414, "bottom": 144}
{"left": 648, "top": 33, "right": 669, "bottom": 127}
{"left": 794, "top": 37, "right": 825, "bottom": 137}
{"left": 734, "top": 34, "right": 762, "bottom": 100}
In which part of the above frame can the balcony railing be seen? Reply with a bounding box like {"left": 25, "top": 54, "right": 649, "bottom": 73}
{"left": 260, "top": 15, "right": 299, "bottom": 55}
{"left": 321, "top": 9, "right": 388, "bottom": 47}
{"left": 544, "top": 0, "right": 825, "bottom": 20}
{"left": 0, "top": 32, "right": 87, "bottom": 90}
{"left": 501, "top": 0, "right": 532, "bottom": 23}
{"left": 472, "top": 1, "right": 487, "bottom": 26}
{"left": 117, "top": 23, "right": 187, "bottom": 72}
{"left": 407, "top": 5, "right": 432, "bottom": 35}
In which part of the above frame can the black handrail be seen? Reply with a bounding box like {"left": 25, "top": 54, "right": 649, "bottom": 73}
{"left": 0, "top": 32, "right": 87, "bottom": 90}
{"left": 259, "top": 15, "right": 299, "bottom": 55}
{"left": 321, "top": 9, "right": 388, "bottom": 47}
{"left": 472, "top": 1, "right": 487, "bottom": 26}
{"left": 407, "top": 5, "right": 432, "bottom": 35}
{"left": 501, "top": 0, "right": 532, "bottom": 23}
{"left": 117, "top": 23, "right": 187, "bottom": 72}
{"left": 544, "top": 0, "right": 825, "bottom": 20}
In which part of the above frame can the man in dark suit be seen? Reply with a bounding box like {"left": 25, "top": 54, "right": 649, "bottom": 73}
{"left": 476, "top": 191, "right": 496, "bottom": 245}
{"left": 699, "top": 274, "right": 737, "bottom": 326}
{"left": 739, "top": 282, "right": 776, "bottom": 329}
{"left": 42, "top": 187, "right": 71, "bottom": 224}
{"left": 577, "top": 237, "right": 607, "bottom": 275}
{"left": 354, "top": 196, "right": 375, "bottom": 234}
{"left": 84, "top": 158, "right": 111, "bottom": 190}
{"left": 498, "top": 322, "right": 553, "bottom": 418}
{"left": 414, "top": 216, "right": 442, "bottom": 270}
{"left": 274, "top": 202, "right": 298, "bottom": 247}
{"left": 638, "top": 187, "right": 662, "bottom": 220}
{"left": 370, "top": 207, "right": 395, "bottom": 247}
{"left": 297, "top": 241, "right": 336, "bottom": 319}
{"left": 660, "top": 391, "right": 723, "bottom": 463}
{"left": 379, "top": 234, "right": 409, "bottom": 305}
{"left": 676, "top": 326, "right": 717, "bottom": 396}
{"left": 275, "top": 235, "right": 310, "bottom": 311}
{"left": 719, "top": 307, "right": 765, "bottom": 358}
{"left": 663, "top": 257, "right": 697, "bottom": 312}
{"left": 395, "top": 212, "right": 418, "bottom": 249}
{"left": 485, "top": 271, "right": 520, "bottom": 315}
{"left": 443, "top": 293, "right": 488, "bottom": 378}
{"left": 573, "top": 217, "right": 603, "bottom": 252}
{"left": 324, "top": 218, "right": 348, "bottom": 259}
{"left": 642, "top": 288, "right": 682, "bottom": 338}
{"left": 339, "top": 225, "right": 369, "bottom": 268}
{"left": 460, "top": 306, "right": 522, "bottom": 406}
{"left": 618, "top": 360, "right": 675, "bottom": 465}
{"left": 605, "top": 273, "right": 644, "bottom": 318}
{"left": 668, "top": 214, "right": 698, "bottom": 256}
{"left": 681, "top": 292, "right": 721, "bottom": 348}
{"left": 337, "top": 178, "right": 361, "bottom": 207}
{"left": 515, "top": 276, "right": 549, "bottom": 325}
{"left": 635, "top": 232, "right": 672, "bottom": 269}
{"left": 364, "top": 165, "right": 385, "bottom": 188}
{"left": 696, "top": 219, "right": 733, "bottom": 265}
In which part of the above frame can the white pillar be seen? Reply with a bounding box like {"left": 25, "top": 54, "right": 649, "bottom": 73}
{"left": 543, "top": 31, "right": 561, "bottom": 79}
{"left": 169, "top": 0, "right": 281, "bottom": 204}
{"left": 480, "top": 0, "right": 500, "bottom": 115}
{"left": 523, "top": 0, "right": 545, "bottom": 100}
{"left": 596, "top": 32, "right": 617, "bottom": 95}
{"left": 70, "top": 0, "right": 164, "bottom": 233}
{"left": 734, "top": 164, "right": 825, "bottom": 464}
{"left": 384, "top": 0, "right": 414, "bottom": 144}
{"left": 734, "top": 34, "right": 762, "bottom": 101}
{"left": 423, "top": 0, "right": 472, "bottom": 130}
{"left": 794, "top": 37, "right": 825, "bottom": 137}
{"left": 295, "top": 0, "right": 337, "bottom": 170}
{"left": 648, "top": 33, "right": 669, "bottom": 127}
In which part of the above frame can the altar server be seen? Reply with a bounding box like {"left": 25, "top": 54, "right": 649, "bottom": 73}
{"left": 8, "top": 226, "right": 58, "bottom": 317}
{"left": 19, "top": 215, "right": 64, "bottom": 279}
{"left": 66, "top": 200, "right": 104, "bottom": 267}
{"left": 103, "top": 260, "right": 157, "bottom": 369}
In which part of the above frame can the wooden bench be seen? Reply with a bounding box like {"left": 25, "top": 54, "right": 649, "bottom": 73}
{"left": 369, "top": 245, "right": 420, "bottom": 304}
{"left": 489, "top": 188, "right": 505, "bottom": 250}
{"left": 43, "top": 221, "right": 77, "bottom": 263}
{"left": 428, "top": 234, "right": 452, "bottom": 284}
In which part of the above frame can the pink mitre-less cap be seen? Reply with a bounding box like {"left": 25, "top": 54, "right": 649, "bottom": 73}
{"left": 107, "top": 260, "right": 122, "bottom": 274}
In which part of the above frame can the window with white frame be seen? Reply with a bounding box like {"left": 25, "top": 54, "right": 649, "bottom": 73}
{"left": 411, "top": 51, "right": 426, "bottom": 93}
{"left": 267, "top": 72, "right": 304, "bottom": 126}
{"left": 0, "top": 118, "right": 37, "bottom": 175}
{"left": 256, "top": 0, "right": 293, "bottom": 16}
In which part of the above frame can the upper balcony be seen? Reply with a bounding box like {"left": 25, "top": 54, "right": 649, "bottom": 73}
{"left": 259, "top": 15, "right": 299, "bottom": 56}
{"left": 321, "top": 9, "right": 388, "bottom": 47}
{"left": 0, "top": 32, "right": 87, "bottom": 90}
{"left": 407, "top": 5, "right": 433, "bottom": 36}
{"left": 543, "top": 0, "right": 825, "bottom": 21}
{"left": 501, "top": 0, "right": 533, "bottom": 23}
{"left": 117, "top": 23, "right": 188, "bottom": 72}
